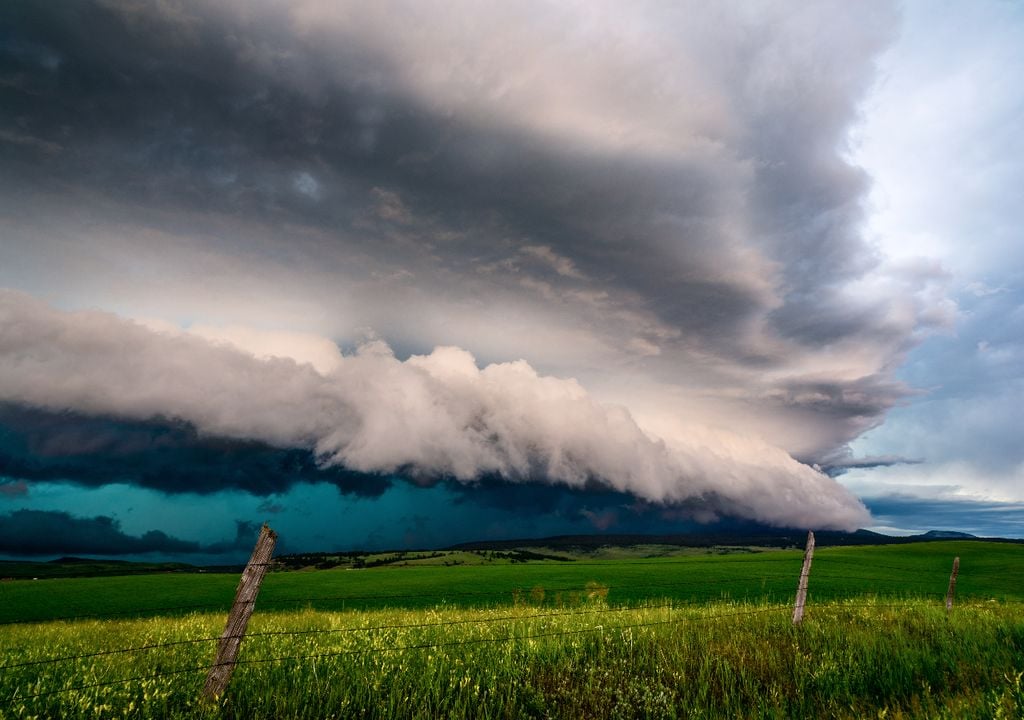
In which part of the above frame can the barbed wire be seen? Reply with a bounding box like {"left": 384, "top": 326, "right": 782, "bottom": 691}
{"left": 0, "top": 602, "right": 679, "bottom": 670}
{"left": 0, "top": 565, "right": 950, "bottom": 626}
{"left": 0, "top": 600, "right": 239, "bottom": 627}
{"left": 797, "top": 573, "right": 943, "bottom": 587}
{"left": 0, "top": 549, "right": 995, "bottom": 678}
{"left": 0, "top": 589, "right": 997, "bottom": 677}
{"left": 1, "top": 605, "right": 784, "bottom": 702}
{"left": 0, "top": 635, "right": 225, "bottom": 671}
{"left": 815, "top": 557, "right": 953, "bottom": 574}
{"left": 0, "top": 572, "right": 799, "bottom": 626}
{"left": 5, "top": 663, "right": 213, "bottom": 702}
{"left": 8, "top": 598, "right": 1001, "bottom": 704}
{"left": 234, "top": 605, "right": 794, "bottom": 668}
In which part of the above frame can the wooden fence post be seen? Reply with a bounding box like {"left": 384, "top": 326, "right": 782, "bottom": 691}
{"left": 202, "top": 523, "right": 277, "bottom": 701}
{"left": 945, "top": 556, "right": 959, "bottom": 614}
{"left": 792, "top": 530, "right": 815, "bottom": 625}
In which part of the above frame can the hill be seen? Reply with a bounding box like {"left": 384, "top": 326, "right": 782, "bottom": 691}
{"left": 445, "top": 528, "right": 1015, "bottom": 553}
{"left": 3, "top": 527, "right": 1019, "bottom": 580}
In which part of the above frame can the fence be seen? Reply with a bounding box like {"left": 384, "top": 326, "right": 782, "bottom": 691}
{"left": 0, "top": 526, "right": 1002, "bottom": 711}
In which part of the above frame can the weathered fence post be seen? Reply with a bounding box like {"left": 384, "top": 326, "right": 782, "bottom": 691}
{"left": 945, "top": 556, "right": 960, "bottom": 614}
{"left": 202, "top": 523, "right": 277, "bottom": 701}
{"left": 792, "top": 530, "right": 815, "bottom": 625}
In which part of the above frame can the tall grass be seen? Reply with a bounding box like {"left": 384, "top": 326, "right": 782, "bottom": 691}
{"left": 2, "top": 598, "right": 1022, "bottom": 719}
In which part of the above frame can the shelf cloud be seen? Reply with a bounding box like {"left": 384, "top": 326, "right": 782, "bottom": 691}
{"left": 0, "top": 291, "right": 868, "bottom": 529}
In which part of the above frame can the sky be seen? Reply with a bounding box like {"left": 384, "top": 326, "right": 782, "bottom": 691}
{"left": 1, "top": 0, "right": 1022, "bottom": 562}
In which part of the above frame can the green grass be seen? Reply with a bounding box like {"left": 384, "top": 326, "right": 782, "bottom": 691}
{"left": 1, "top": 598, "right": 1022, "bottom": 719}
{"left": 1, "top": 541, "right": 1021, "bottom": 623}
{"left": 1, "top": 542, "right": 1022, "bottom": 718}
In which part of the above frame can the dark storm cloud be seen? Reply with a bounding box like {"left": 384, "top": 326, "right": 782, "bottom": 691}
{"left": 447, "top": 475, "right": 636, "bottom": 518}
{"left": 770, "top": 377, "right": 910, "bottom": 422}
{"left": 0, "top": 510, "right": 263, "bottom": 556}
{"left": 0, "top": 479, "right": 28, "bottom": 497}
{"left": 256, "top": 500, "right": 286, "bottom": 514}
{"left": 0, "top": 0, "right": 922, "bottom": 384}
{"left": 0, "top": 508, "right": 198, "bottom": 555}
{"left": 445, "top": 477, "right": 796, "bottom": 531}
{"left": 0, "top": 1, "right": 385, "bottom": 209}
{"left": 204, "top": 519, "right": 262, "bottom": 554}
{"left": 820, "top": 455, "right": 923, "bottom": 476}
{"left": 0, "top": 402, "right": 391, "bottom": 497}
{"left": 863, "top": 495, "right": 1024, "bottom": 539}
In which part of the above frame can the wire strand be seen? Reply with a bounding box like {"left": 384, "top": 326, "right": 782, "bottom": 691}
{"left": 3, "top": 599, "right": 1000, "bottom": 703}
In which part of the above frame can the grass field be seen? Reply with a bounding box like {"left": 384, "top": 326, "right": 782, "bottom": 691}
{"left": 2, "top": 541, "right": 1023, "bottom": 718}
{"left": 2, "top": 541, "right": 1022, "bottom": 623}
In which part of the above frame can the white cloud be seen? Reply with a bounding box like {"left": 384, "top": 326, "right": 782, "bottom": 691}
{"left": 520, "top": 245, "right": 586, "bottom": 280}
{"left": 293, "top": 171, "right": 321, "bottom": 200}
{"left": 186, "top": 323, "right": 344, "bottom": 375}
{"left": 840, "top": 460, "right": 1024, "bottom": 504}
{"left": 0, "top": 290, "right": 869, "bottom": 529}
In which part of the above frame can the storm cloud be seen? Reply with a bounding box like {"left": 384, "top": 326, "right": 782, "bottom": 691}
{"left": 0, "top": 1, "right": 979, "bottom": 540}
{"left": 0, "top": 509, "right": 257, "bottom": 556}
{"left": 863, "top": 495, "right": 1024, "bottom": 539}
{"left": 0, "top": 291, "right": 868, "bottom": 529}
{"left": 0, "top": 402, "right": 391, "bottom": 497}
{"left": 0, "top": 509, "right": 198, "bottom": 555}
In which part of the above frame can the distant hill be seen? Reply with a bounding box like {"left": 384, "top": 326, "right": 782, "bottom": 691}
{"left": 0, "top": 558, "right": 231, "bottom": 580}
{"left": 447, "top": 527, "right": 1017, "bottom": 552}
{"left": 918, "top": 530, "right": 977, "bottom": 539}
{"left": 3, "top": 528, "right": 1017, "bottom": 580}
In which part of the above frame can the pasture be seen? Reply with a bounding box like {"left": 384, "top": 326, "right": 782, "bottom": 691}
{"left": 1, "top": 541, "right": 1022, "bottom": 718}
